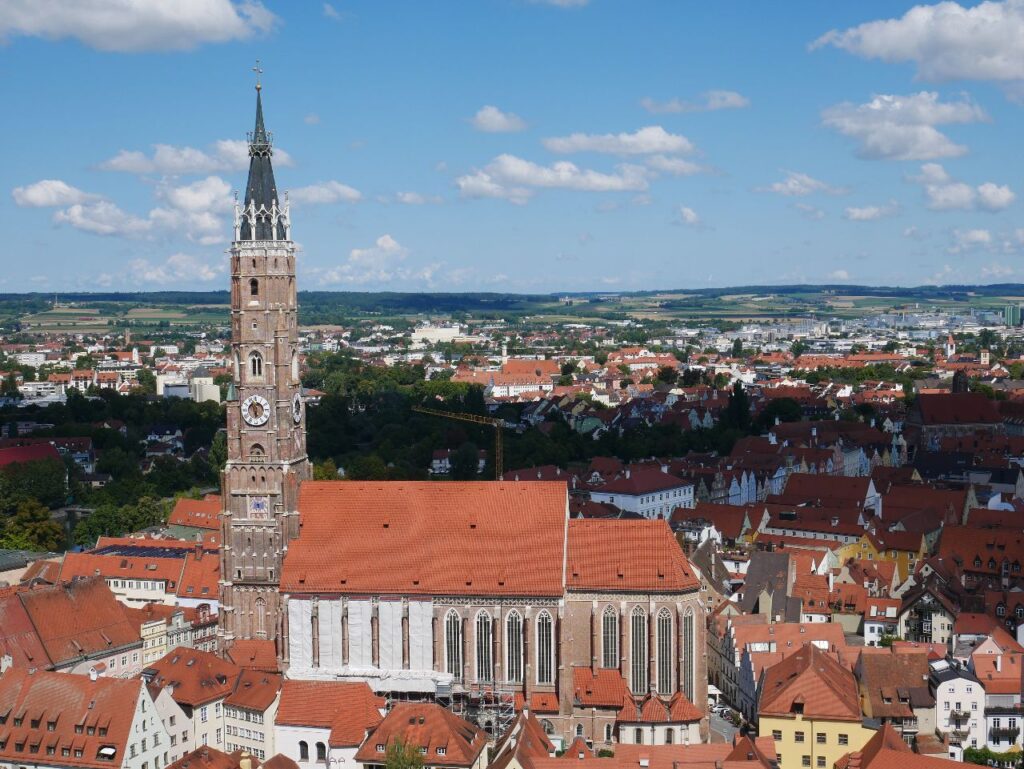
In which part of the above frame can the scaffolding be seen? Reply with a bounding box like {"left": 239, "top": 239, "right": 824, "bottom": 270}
{"left": 465, "top": 682, "right": 518, "bottom": 739}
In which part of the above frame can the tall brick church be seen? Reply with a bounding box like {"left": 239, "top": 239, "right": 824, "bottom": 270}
{"left": 220, "top": 83, "right": 708, "bottom": 747}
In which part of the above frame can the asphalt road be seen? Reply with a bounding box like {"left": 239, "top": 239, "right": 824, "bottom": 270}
{"left": 710, "top": 712, "right": 739, "bottom": 743}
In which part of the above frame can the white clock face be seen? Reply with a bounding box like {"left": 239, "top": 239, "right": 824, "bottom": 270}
{"left": 292, "top": 392, "right": 303, "bottom": 423}
{"left": 242, "top": 394, "right": 271, "bottom": 426}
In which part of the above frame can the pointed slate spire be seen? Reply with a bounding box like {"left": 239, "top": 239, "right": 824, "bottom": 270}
{"left": 239, "top": 69, "right": 284, "bottom": 241}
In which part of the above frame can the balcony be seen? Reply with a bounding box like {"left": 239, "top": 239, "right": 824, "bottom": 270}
{"left": 989, "top": 727, "right": 1020, "bottom": 743}
{"left": 950, "top": 709, "right": 971, "bottom": 719}
{"left": 898, "top": 718, "right": 919, "bottom": 734}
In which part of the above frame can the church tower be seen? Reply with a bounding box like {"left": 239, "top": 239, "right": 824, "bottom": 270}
{"left": 219, "top": 75, "right": 309, "bottom": 648}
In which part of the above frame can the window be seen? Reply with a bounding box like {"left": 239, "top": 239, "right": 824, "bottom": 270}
{"left": 817, "top": 759, "right": 826, "bottom": 768}
{"left": 682, "top": 610, "right": 695, "bottom": 701}
{"left": 631, "top": 607, "right": 648, "bottom": 695}
{"left": 316, "top": 743, "right": 326, "bottom": 762}
{"left": 537, "top": 610, "right": 554, "bottom": 684}
{"left": 200, "top": 707, "right": 208, "bottom": 723}
{"left": 215, "top": 729, "right": 222, "bottom": 745}
{"left": 795, "top": 731, "right": 805, "bottom": 743}
{"left": 476, "top": 612, "right": 493, "bottom": 682}
{"left": 772, "top": 731, "right": 782, "bottom": 741}
{"left": 576, "top": 724, "right": 584, "bottom": 738}
{"left": 506, "top": 611, "right": 523, "bottom": 683}
{"left": 665, "top": 728, "right": 674, "bottom": 744}
{"left": 802, "top": 757, "right": 811, "bottom": 768}
{"left": 249, "top": 351, "right": 263, "bottom": 379}
{"left": 657, "top": 609, "right": 673, "bottom": 694}
{"left": 445, "top": 610, "right": 463, "bottom": 680}
{"left": 816, "top": 733, "right": 826, "bottom": 744}
{"left": 604, "top": 724, "right": 613, "bottom": 742}
{"left": 634, "top": 728, "right": 643, "bottom": 744}
{"left": 602, "top": 606, "right": 619, "bottom": 669}
{"left": 299, "top": 742, "right": 308, "bottom": 761}
{"left": 250, "top": 279, "right": 259, "bottom": 297}
{"left": 838, "top": 734, "right": 848, "bottom": 746}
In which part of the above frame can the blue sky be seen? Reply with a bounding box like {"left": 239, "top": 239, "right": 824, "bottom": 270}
{"left": 3, "top": 0, "right": 1024, "bottom": 293}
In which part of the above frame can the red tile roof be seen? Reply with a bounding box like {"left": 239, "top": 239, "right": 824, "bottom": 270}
{"left": 224, "top": 670, "right": 281, "bottom": 711}
{"left": 276, "top": 681, "right": 384, "bottom": 747}
{"left": 914, "top": 392, "right": 1001, "bottom": 425}
{"left": 168, "top": 495, "right": 222, "bottom": 530}
{"left": 573, "top": 667, "right": 632, "bottom": 709}
{"left": 758, "top": 644, "right": 862, "bottom": 721}
{"left": 17, "top": 578, "right": 139, "bottom": 667}
{"left": 225, "top": 640, "right": 279, "bottom": 673}
{"left": 0, "top": 443, "right": 61, "bottom": 468}
{"left": 566, "top": 519, "right": 699, "bottom": 592}
{"left": 281, "top": 482, "right": 568, "bottom": 596}
{"left": 354, "top": 702, "right": 487, "bottom": 768}
{"left": 0, "top": 589, "right": 52, "bottom": 668}
{"left": 146, "top": 648, "right": 242, "bottom": 708}
{"left": 0, "top": 667, "right": 141, "bottom": 769}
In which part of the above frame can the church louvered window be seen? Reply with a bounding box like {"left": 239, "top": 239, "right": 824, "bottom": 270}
{"left": 657, "top": 609, "right": 673, "bottom": 694}
{"left": 536, "top": 611, "right": 553, "bottom": 684}
{"left": 506, "top": 611, "right": 523, "bottom": 683}
{"left": 476, "top": 612, "right": 493, "bottom": 682}
{"left": 445, "top": 610, "right": 463, "bottom": 680}
{"left": 683, "top": 610, "right": 695, "bottom": 702}
{"left": 602, "top": 606, "right": 618, "bottom": 669}
{"left": 631, "top": 607, "right": 648, "bottom": 694}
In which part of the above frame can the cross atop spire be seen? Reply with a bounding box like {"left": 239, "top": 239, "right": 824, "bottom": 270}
{"left": 252, "top": 59, "right": 263, "bottom": 91}
{"left": 239, "top": 73, "right": 284, "bottom": 241}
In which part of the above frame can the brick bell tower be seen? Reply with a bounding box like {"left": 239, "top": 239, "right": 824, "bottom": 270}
{"left": 219, "top": 70, "right": 309, "bottom": 650}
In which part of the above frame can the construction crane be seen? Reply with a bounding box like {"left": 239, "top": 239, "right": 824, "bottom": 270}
{"left": 412, "top": 405, "right": 505, "bottom": 479}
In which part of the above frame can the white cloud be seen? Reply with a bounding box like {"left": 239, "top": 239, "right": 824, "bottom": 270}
{"left": 99, "top": 139, "right": 292, "bottom": 175}
{"left": 394, "top": 191, "right": 442, "bottom": 205}
{"left": 794, "top": 203, "right": 826, "bottom": 220}
{"left": 321, "top": 235, "right": 439, "bottom": 286}
{"left": 821, "top": 92, "right": 985, "bottom": 160}
{"left": 812, "top": 1, "right": 1024, "bottom": 83}
{"left": 304, "top": 113, "right": 321, "bottom": 125}
{"left": 926, "top": 264, "right": 955, "bottom": 284}
{"left": 53, "top": 201, "right": 152, "bottom": 236}
{"left": 0, "top": 0, "right": 276, "bottom": 52}
{"left": 981, "top": 262, "right": 1016, "bottom": 278}
{"left": 909, "top": 163, "right": 1015, "bottom": 210}
{"left": 12, "top": 179, "right": 96, "bottom": 207}
{"left": 678, "top": 206, "right": 701, "bottom": 226}
{"left": 456, "top": 154, "right": 649, "bottom": 204}
{"left": 843, "top": 200, "right": 900, "bottom": 221}
{"left": 289, "top": 181, "right": 362, "bottom": 205}
{"left": 645, "top": 155, "right": 704, "bottom": 176}
{"left": 542, "top": 126, "right": 694, "bottom": 155}
{"left": 158, "top": 176, "right": 233, "bottom": 213}
{"left": 759, "top": 171, "right": 845, "bottom": 197}
{"left": 470, "top": 105, "right": 527, "bottom": 133}
{"left": 323, "top": 3, "right": 342, "bottom": 20}
{"left": 977, "top": 182, "right": 1016, "bottom": 211}
{"left": 829, "top": 269, "right": 851, "bottom": 280}
{"left": 949, "top": 228, "right": 993, "bottom": 253}
{"left": 129, "top": 253, "right": 220, "bottom": 285}
{"left": 640, "top": 90, "right": 750, "bottom": 114}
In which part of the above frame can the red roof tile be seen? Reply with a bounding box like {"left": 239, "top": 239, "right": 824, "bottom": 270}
{"left": 282, "top": 482, "right": 568, "bottom": 596}
{"left": 146, "top": 648, "right": 241, "bottom": 708}
{"left": 354, "top": 703, "right": 487, "bottom": 768}
{"left": 276, "top": 681, "right": 384, "bottom": 747}
{"left": 567, "top": 519, "right": 699, "bottom": 592}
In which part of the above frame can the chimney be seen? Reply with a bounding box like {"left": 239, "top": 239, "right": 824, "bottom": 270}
{"left": 625, "top": 469, "right": 631, "bottom": 479}
{"left": 89, "top": 668, "right": 98, "bottom": 682}
{"left": 996, "top": 656, "right": 1002, "bottom": 673}
{"left": 239, "top": 754, "right": 253, "bottom": 769}
{"left": 0, "top": 655, "right": 11, "bottom": 673}
{"left": 828, "top": 571, "right": 834, "bottom": 592}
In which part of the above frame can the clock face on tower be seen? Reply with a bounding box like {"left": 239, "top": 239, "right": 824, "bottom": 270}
{"left": 291, "top": 392, "right": 303, "bottom": 423}
{"left": 242, "top": 394, "right": 271, "bottom": 426}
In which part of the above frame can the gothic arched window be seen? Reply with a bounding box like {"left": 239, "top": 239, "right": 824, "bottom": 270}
{"left": 299, "top": 742, "right": 308, "bottom": 761}
{"left": 445, "top": 610, "right": 463, "bottom": 680}
{"left": 249, "top": 351, "right": 263, "bottom": 378}
{"left": 506, "top": 610, "right": 523, "bottom": 683}
{"left": 255, "top": 597, "right": 266, "bottom": 637}
{"left": 476, "top": 612, "right": 493, "bottom": 682}
{"left": 536, "top": 610, "right": 553, "bottom": 684}
{"left": 657, "top": 608, "right": 673, "bottom": 694}
{"left": 602, "top": 606, "right": 619, "bottom": 669}
{"left": 683, "top": 609, "right": 695, "bottom": 702}
{"left": 631, "top": 607, "right": 648, "bottom": 695}
{"left": 250, "top": 278, "right": 259, "bottom": 297}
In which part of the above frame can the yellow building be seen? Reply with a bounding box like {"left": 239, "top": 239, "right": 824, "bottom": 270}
{"left": 836, "top": 529, "right": 926, "bottom": 584}
{"left": 757, "top": 645, "right": 874, "bottom": 769}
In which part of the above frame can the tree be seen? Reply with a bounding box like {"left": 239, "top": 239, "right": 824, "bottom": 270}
{"left": 722, "top": 381, "right": 751, "bottom": 431}
{"left": 755, "top": 398, "right": 802, "bottom": 430}
{"left": 731, "top": 339, "right": 743, "bottom": 358}
{"left": 450, "top": 441, "right": 480, "bottom": 480}
{"left": 208, "top": 431, "right": 227, "bottom": 474}
{"left": 136, "top": 369, "right": 157, "bottom": 394}
{"left": 560, "top": 360, "right": 577, "bottom": 377}
{"left": 2, "top": 498, "right": 64, "bottom": 551}
{"left": 385, "top": 740, "right": 424, "bottom": 769}
{"left": 789, "top": 340, "right": 807, "bottom": 357}
{"left": 313, "top": 458, "right": 339, "bottom": 480}
{"left": 656, "top": 365, "right": 677, "bottom": 385}
{"left": 1, "top": 373, "right": 20, "bottom": 398}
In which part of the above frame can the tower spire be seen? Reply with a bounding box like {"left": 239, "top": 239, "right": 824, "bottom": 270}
{"left": 239, "top": 64, "right": 283, "bottom": 241}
